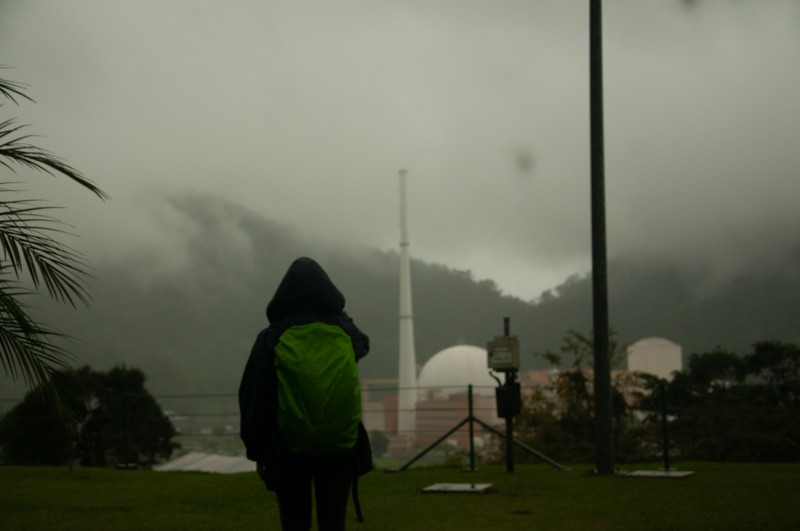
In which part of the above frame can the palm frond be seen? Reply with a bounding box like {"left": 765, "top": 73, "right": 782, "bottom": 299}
{"left": 0, "top": 276, "right": 73, "bottom": 388}
{"left": 0, "top": 119, "right": 109, "bottom": 200}
{"left": 0, "top": 68, "right": 34, "bottom": 105}
{"left": 0, "top": 188, "right": 92, "bottom": 306}
{"left": 0, "top": 69, "right": 108, "bottom": 397}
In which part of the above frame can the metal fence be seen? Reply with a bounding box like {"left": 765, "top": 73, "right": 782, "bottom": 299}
{"left": 2, "top": 378, "right": 798, "bottom": 466}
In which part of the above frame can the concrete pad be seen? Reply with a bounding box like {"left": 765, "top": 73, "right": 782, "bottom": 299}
{"left": 153, "top": 452, "right": 253, "bottom": 474}
{"left": 619, "top": 470, "right": 695, "bottom": 478}
{"left": 421, "top": 483, "right": 494, "bottom": 494}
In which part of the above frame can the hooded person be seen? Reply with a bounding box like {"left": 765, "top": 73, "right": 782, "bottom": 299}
{"left": 239, "top": 257, "right": 372, "bottom": 531}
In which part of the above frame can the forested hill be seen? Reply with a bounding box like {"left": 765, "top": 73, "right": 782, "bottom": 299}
{"left": 30, "top": 194, "right": 535, "bottom": 395}
{"left": 529, "top": 256, "right": 800, "bottom": 363}
{"left": 26, "top": 193, "right": 800, "bottom": 395}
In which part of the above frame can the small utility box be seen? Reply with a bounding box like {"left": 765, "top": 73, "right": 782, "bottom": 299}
{"left": 495, "top": 382, "right": 522, "bottom": 418}
{"left": 487, "top": 336, "right": 520, "bottom": 372}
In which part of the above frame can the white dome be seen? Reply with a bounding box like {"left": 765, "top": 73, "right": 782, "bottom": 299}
{"left": 627, "top": 337, "right": 683, "bottom": 380}
{"left": 417, "top": 345, "right": 496, "bottom": 397}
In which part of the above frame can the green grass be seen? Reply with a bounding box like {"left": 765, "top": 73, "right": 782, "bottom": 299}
{"left": 1, "top": 463, "right": 799, "bottom": 530}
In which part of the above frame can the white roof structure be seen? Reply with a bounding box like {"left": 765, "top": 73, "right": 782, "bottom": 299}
{"left": 417, "top": 345, "right": 497, "bottom": 398}
{"left": 154, "top": 452, "right": 252, "bottom": 474}
{"left": 627, "top": 337, "right": 683, "bottom": 380}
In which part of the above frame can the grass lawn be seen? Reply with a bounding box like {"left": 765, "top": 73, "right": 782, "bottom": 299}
{"left": 1, "top": 462, "right": 799, "bottom": 530}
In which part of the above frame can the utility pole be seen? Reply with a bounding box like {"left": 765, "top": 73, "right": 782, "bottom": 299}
{"left": 589, "top": 0, "right": 615, "bottom": 475}
{"left": 503, "top": 318, "right": 516, "bottom": 473}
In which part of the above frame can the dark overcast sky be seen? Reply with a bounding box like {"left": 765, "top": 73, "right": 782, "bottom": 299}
{"left": 1, "top": 0, "right": 798, "bottom": 299}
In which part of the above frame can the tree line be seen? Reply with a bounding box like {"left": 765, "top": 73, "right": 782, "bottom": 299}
{"left": 509, "top": 334, "right": 800, "bottom": 464}
{"left": 2, "top": 338, "right": 799, "bottom": 467}
{"left": 0, "top": 365, "right": 177, "bottom": 467}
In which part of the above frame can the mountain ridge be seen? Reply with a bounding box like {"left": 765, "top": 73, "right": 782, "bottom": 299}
{"left": 20, "top": 193, "right": 800, "bottom": 396}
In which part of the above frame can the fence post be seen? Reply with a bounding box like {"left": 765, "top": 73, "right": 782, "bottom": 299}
{"left": 659, "top": 381, "right": 670, "bottom": 471}
{"left": 468, "top": 384, "right": 476, "bottom": 471}
{"left": 124, "top": 394, "right": 131, "bottom": 466}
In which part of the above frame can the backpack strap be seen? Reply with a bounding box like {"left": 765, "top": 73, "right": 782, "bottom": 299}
{"left": 352, "top": 475, "right": 364, "bottom": 523}
{"left": 351, "top": 422, "right": 371, "bottom": 524}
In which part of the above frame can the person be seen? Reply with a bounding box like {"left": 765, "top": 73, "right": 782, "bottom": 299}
{"left": 239, "top": 257, "right": 372, "bottom": 531}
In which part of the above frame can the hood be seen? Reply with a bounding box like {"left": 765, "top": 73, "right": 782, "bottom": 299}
{"left": 266, "top": 257, "right": 345, "bottom": 323}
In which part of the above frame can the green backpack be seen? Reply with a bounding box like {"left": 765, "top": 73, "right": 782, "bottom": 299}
{"left": 274, "top": 322, "right": 362, "bottom": 455}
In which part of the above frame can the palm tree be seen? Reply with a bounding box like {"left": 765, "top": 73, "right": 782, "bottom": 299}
{"left": 0, "top": 69, "right": 108, "bottom": 392}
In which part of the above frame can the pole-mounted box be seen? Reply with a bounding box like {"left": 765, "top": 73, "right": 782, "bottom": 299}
{"left": 487, "top": 336, "right": 520, "bottom": 372}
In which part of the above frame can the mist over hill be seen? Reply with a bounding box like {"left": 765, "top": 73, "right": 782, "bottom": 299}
{"left": 19, "top": 193, "right": 800, "bottom": 396}
{"left": 531, "top": 254, "right": 800, "bottom": 362}
{"left": 25, "top": 194, "right": 535, "bottom": 395}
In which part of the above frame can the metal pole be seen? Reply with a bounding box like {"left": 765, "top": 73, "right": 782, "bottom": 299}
{"left": 468, "top": 384, "right": 476, "bottom": 472}
{"left": 590, "top": 0, "right": 615, "bottom": 475}
{"left": 660, "top": 381, "right": 671, "bottom": 471}
{"left": 123, "top": 394, "right": 131, "bottom": 466}
{"left": 505, "top": 371, "right": 515, "bottom": 473}
{"left": 503, "top": 317, "right": 514, "bottom": 473}
{"left": 503, "top": 317, "right": 516, "bottom": 473}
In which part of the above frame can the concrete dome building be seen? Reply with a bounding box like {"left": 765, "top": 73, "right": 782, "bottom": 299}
{"left": 417, "top": 345, "right": 497, "bottom": 399}
{"left": 414, "top": 345, "right": 501, "bottom": 449}
{"left": 627, "top": 337, "right": 683, "bottom": 380}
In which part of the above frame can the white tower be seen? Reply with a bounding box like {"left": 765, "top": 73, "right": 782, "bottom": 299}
{"left": 397, "top": 169, "right": 417, "bottom": 439}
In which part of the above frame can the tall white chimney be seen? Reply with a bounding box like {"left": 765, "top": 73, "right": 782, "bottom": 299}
{"left": 397, "top": 169, "right": 417, "bottom": 439}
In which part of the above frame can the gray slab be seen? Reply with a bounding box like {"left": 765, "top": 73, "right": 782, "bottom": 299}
{"left": 619, "top": 470, "right": 695, "bottom": 478}
{"left": 153, "top": 452, "right": 253, "bottom": 474}
{"left": 421, "top": 483, "right": 494, "bottom": 494}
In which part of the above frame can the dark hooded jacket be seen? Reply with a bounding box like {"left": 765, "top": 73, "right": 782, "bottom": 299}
{"left": 239, "top": 257, "right": 372, "bottom": 490}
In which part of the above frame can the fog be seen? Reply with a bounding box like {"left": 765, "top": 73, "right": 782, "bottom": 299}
{"left": 1, "top": 0, "right": 798, "bottom": 300}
